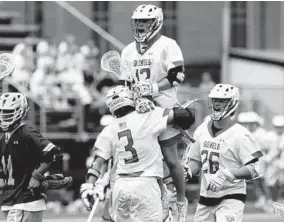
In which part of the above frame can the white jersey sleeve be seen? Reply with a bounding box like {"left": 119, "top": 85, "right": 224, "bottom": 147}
{"left": 147, "top": 107, "right": 169, "bottom": 136}
{"left": 93, "top": 125, "right": 114, "bottom": 160}
{"left": 235, "top": 132, "right": 263, "bottom": 165}
{"left": 120, "top": 49, "right": 132, "bottom": 81}
{"left": 165, "top": 40, "right": 184, "bottom": 71}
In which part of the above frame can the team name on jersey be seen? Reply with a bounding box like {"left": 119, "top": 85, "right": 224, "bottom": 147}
{"left": 203, "top": 141, "right": 220, "bottom": 150}
{"left": 133, "top": 59, "right": 152, "bottom": 67}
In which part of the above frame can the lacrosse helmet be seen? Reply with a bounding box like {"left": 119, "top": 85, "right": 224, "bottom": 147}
{"left": 208, "top": 84, "right": 240, "bottom": 121}
{"left": 272, "top": 115, "right": 284, "bottom": 127}
{"left": 106, "top": 85, "right": 135, "bottom": 115}
{"left": 238, "top": 111, "right": 261, "bottom": 124}
{"left": 0, "top": 93, "right": 29, "bottom": 132}
{"left": 131, "top": 4, "right": 163, "bottom": 43}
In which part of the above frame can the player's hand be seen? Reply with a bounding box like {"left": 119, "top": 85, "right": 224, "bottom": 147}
{"left": 183, "top": 165, "right": 192, "bottom": 182}
{"left": 134, "top": 97, "right": 155, "bottom": 113}
{"left": 132, "top": 79, "right": 159, "bottom": 97}
{"left": 80, "top": 183, "right": 97, "bottom": 211}
{"left": 0, "top": 179, "right": 5, "bottom": 188}
{"left": 28, "top": 177, "right": 40, "bottom": 189}
{"left": 206, "top": 169, "right": 235, "bottom": 192}
{"left": 172, "top": 72, "right": 185, "bottom": 87}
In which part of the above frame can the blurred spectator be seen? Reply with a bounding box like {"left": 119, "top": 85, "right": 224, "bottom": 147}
{"left": 199, "top": 72, "right": 216, "bottom": 92}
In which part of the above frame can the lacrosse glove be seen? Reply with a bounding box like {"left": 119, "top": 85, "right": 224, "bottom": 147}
{"left": 41, "top": 174, "right": 73, "bottom": 190}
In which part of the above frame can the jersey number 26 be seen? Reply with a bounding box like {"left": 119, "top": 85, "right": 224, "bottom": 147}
{"left": 201, "top": 150, "right": 219, "bottom": 174}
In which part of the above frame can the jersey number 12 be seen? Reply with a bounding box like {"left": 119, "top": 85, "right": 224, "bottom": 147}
{"left": 118, "top": 129, "right": 139, "bottom": 164}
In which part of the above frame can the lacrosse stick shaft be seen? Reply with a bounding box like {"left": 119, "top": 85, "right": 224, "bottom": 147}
{"left": 86, "top": 198, "right": 99, "bottom": 222}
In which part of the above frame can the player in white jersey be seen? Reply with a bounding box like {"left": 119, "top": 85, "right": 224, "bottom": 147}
{"left": 237, "top": 112, "right": 272, "bottom": 211}
{"left": 184, "top": 84, "right": 263, "bottom": 222}
{"left": 80, "top": 85, "right": 195, "bottom": 222}
{"left": 120, "top": 4, "right": 187, "bottom": 220}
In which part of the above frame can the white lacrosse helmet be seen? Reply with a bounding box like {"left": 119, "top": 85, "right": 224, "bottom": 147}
{"left": 106, "top": 85, "right": 135, "bottom": 115}
{"left": 208, "top": 84, "right": 240, "bottom": 121}
{"left": 272, "top": 115, "right": 284, "bottom": 127}
{"left": 0, "top": 93, "right": 29, "bottom": 131}
{"left": 238, "top": 111, "right": 261, "bottom": 124}
{"left": 131, "top": 4, "right": 163, "bottom": 43}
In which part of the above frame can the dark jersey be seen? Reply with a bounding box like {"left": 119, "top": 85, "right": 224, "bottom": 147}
{"left": 0, "top": 124, "right": 59, "bottom": 206}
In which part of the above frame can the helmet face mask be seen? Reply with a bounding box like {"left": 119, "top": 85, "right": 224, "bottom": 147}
{"left": 106, "top": 86, "right": 135, "bottom": 115}
{"left": 208, "top": 84, "right": 239, "bottom": 121}
{"left": 131, "top": 4, "right": 163, "bottom": 43}
{"left": 0, "top": 93, "right": 29, "bottom": 132}
{"left": 132, "top": 19, "right": 156, "bottom": 41}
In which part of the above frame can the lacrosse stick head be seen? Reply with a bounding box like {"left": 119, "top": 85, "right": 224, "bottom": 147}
{"left": 0, "top": 53, "right": 15, "bottom": 81}
{"left": 101, "top": 51, "right": 133, "bottom": 83}
{"left": 272, "top": 201, "right": 284, "bottom": 218}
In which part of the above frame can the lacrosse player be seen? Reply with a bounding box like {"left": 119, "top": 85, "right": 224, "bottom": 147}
{"left": 80, "top": 85, "right": 195, "bottom": 222}
{"left": 0, "top": 93, "right": 71, "bottom": 222}
{"left": 238, "top": 112, "right": 273, "bottom": 211}
{"left": 184, "top": 84, "right": 263, "bottom": 222}
{"left": 119, "top": 4, "right": 188, "bottom": 220}
{"left": 265, "top": 115, "right": 284, "bottom": 203}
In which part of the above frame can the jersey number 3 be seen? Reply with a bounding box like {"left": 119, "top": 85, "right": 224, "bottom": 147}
{"left": 118, "top": 129, "right": 139, "bottom": 164}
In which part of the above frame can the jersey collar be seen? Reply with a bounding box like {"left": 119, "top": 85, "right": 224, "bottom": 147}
{"left": 207, "top": 120, "right": 236, "bottom": 138}
{"left": 135, "top": 34, "right": 162, "bottom": 55}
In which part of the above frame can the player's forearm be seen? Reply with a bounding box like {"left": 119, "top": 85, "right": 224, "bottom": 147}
{"left": 86, "top": 156, "right": 106, "bottom": 185}
{"left": 188, "top": 160, "right": 201, "bottom": 176}
{"left": 229, "top": 166, "right": 252, "bottom": 180}
{"left": 157, "top": 78, "right": 172, "bottom": 91}
{"left": 32, "top": 162, "right": 51, "bottom": 179}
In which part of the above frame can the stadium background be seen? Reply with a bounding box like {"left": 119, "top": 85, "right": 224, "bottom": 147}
{"left": 0, "top": 1, "right": 284, "bottom": 221}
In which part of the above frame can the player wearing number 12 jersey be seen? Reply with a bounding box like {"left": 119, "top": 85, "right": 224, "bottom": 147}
{"left": 80, "top": 85, "right": 195, "bottom": 222}
{"left": 184, "top": 84, "right": 263, "bottom": 222}
{"left": 120, "top": 4, "right": 187, "bottom": 221}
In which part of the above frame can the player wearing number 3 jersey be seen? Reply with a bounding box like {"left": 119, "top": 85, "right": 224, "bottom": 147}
{"left": 80, "top": 85, "right": 195, "bottom": 222}
{"left": 120, "top": 4, "right": 187, "bottom": 221}
{"left": 184, "top": 84, "right": 263, "bottom": 222}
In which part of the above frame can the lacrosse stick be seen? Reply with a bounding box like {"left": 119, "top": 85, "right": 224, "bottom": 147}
{"left": 0, "top": 53, "right": 15, "bottom": 81}
{"left": 101, "top": 51, "right": 133, "bottom": 84}
{"left": 176, "top": 98, "right": 199, "bottom": 144}
{"left": 271, "top": 201, "right": 284, "bottom": 218}
{"left": 86, "top": 198, "right": 100, "bottom": 222}
{"left": 101, "top": 51, "right": 197, "bottom": 144}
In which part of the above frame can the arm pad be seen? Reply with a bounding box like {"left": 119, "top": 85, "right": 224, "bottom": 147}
{"left": 86, "top": 156, "right": 105, "bottom": 179}
{"left": 167, "top": 65, "right": 184, "bottom": 86}
{"left": 172, "top": 107, "right": 195, "bottom": 130}
{"left": 42, "top": 146, "right": 61, "bottom": 164}
{"left": 246, "top": 160, "right": 261, "bottom": 179}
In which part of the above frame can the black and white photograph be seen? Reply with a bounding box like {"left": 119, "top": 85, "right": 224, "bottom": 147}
{"left": 0, "top": 1, "right": 284, "bottom": 222}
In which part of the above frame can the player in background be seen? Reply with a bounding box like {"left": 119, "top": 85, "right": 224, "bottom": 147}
{"left": 0, "top": 93, "right": 62, "bottom": 222}
{"left": 237, "top": 112, "right": 273, "bottom": 211}
{"left": 264, "top": 115, "right": 284, "bottom": 203}
{"left": 183, "top": 84, "right": 263, "bottom": 222}
{"left": 80, "top": 85, "right": 195, "bottom": 222}
{"left": 120, "top": 4, "right": 187, "bottom": 220}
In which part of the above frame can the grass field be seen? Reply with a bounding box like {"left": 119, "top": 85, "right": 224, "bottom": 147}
{"left": 0, "top": 202, "right": 283, "bottom": 222}
{"left": 28, "top": 213, "right": 284, "bottom": 222}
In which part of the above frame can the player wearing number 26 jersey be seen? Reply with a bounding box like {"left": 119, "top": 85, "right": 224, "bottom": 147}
{"left": 184, "top": 84, "right": 263, "bottom": 222}
{"left": 80, "top": 85, "right": 195, "bottom": 222}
